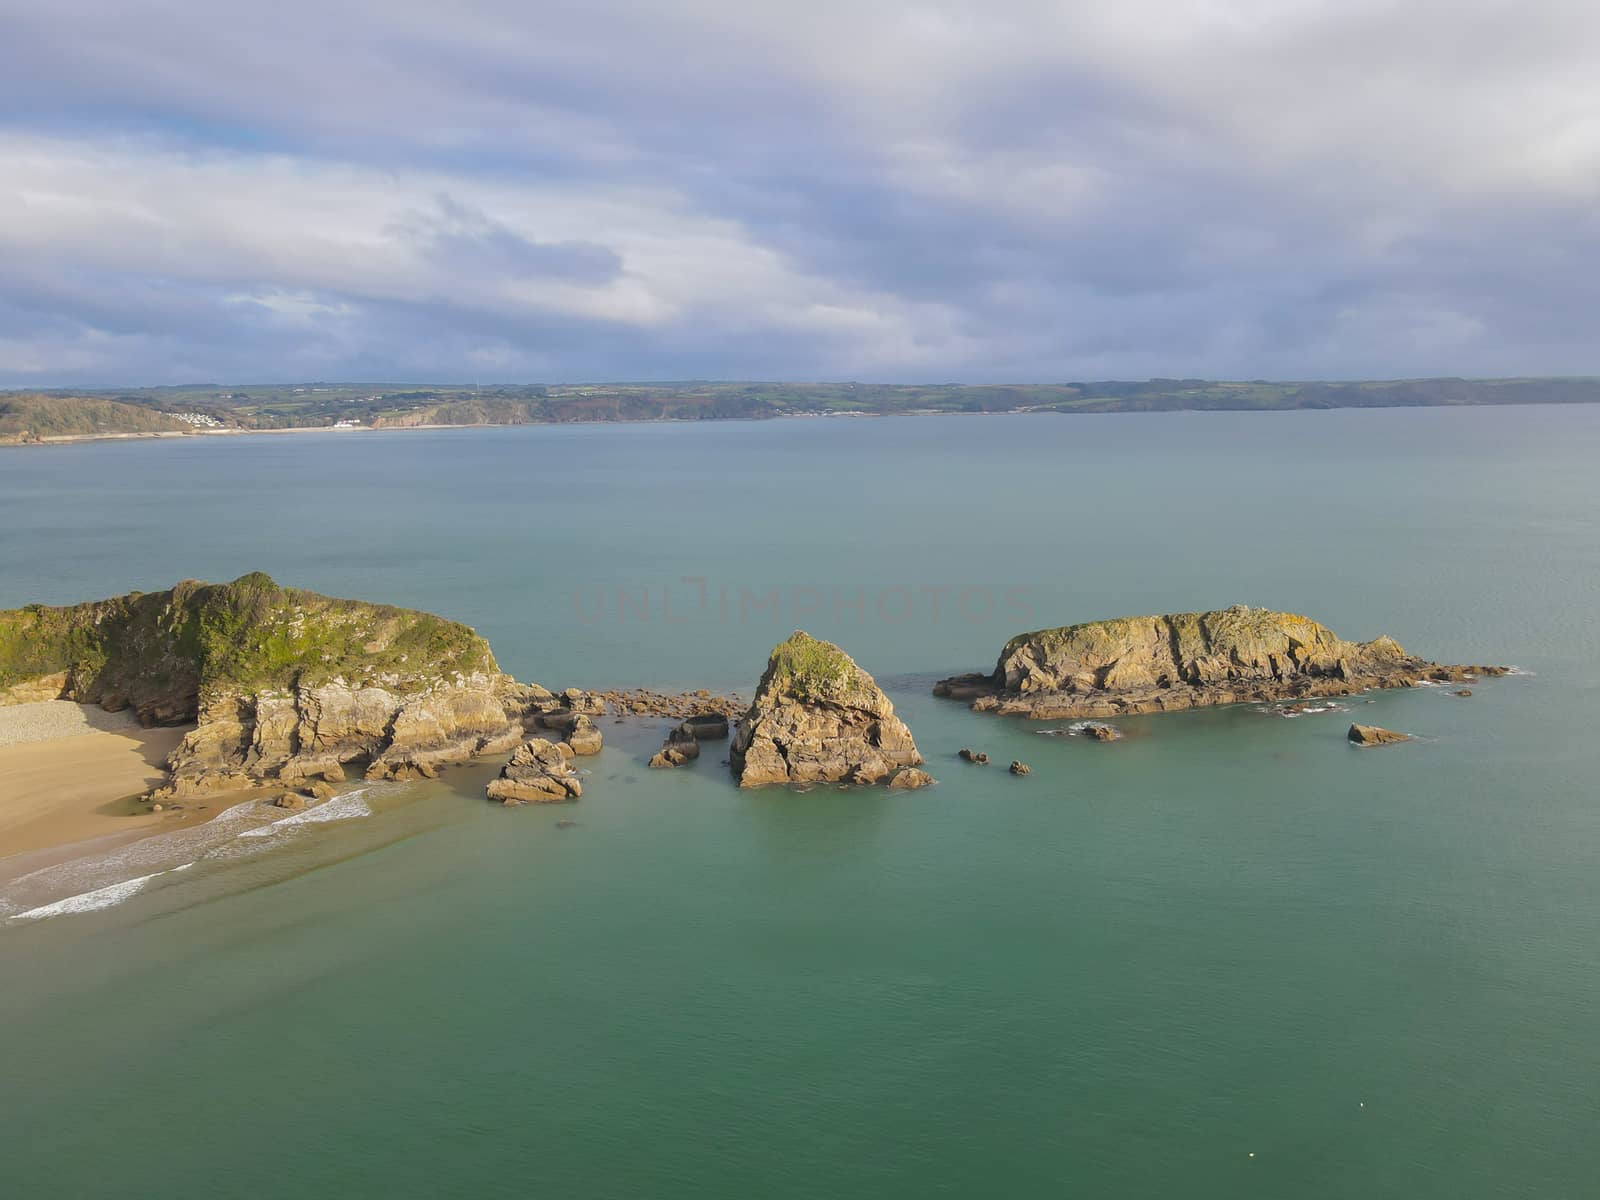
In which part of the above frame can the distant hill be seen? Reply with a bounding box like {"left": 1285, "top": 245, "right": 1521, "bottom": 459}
{"left": 0, "top": 394, "right": 189, "bottom": 443}
{"left": 5, "top": 377, "right": 1600, "bottom": 441}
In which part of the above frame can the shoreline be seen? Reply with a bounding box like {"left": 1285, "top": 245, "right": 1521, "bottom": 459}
{"left": 0, "top": 706, "right": 200, "bottom": 865}
{"left": 5, "top": 397, "right": 1600, "bottom": 450}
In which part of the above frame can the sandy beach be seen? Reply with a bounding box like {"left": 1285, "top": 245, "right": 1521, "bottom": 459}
{"left": 0, "top": 702, "right": 199, "bottom": 860}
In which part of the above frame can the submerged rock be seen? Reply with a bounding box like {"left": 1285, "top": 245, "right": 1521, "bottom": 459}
{"left": 487, "top": 738, "right": 583, "bottom": 804}
{"left": 730, "top": 631, "right": 929, "bottom": 788}
{"left": 935, "top": 605, "right": 1506, "bottom": 721}
{"left": 1348, "top": 723, "right": 1411, "bottom": 746}
{"left": 1080, "top": 723, "right": 1123, "bottom": 742}
{"left": 592, "top": 690, "right": 744, "bottom": 719}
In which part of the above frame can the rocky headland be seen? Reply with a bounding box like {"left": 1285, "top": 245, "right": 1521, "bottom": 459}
{"left": 0, "top": 573, "right": 556, "bottom": 799}
{"left": 730, "top": 631, "right": 931, "bottom": 788}
{"left": 935, "top": 605, "right": 1505, "bottom": 720}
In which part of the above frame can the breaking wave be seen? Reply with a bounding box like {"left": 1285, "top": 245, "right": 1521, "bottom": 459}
{"left": 2, "top": 786, "right": 387, "bottom": 925}
{"left": 9, "top": 864, "right": 194, "bottom": 922}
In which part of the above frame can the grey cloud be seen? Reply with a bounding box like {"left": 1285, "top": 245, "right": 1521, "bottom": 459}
{"left": 389, "top": 195, "right": 622, "bottom": 285}
{"left": 1, "top": 1, "right": 1598, "bottom": 384}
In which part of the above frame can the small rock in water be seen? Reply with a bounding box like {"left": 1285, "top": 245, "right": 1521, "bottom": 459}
{"left": 649, "top": 725, "right": 700, "bottom": 768}
{"left": 957, "top": 748, "right": 990, "bottom": 764}
{"left": 679, "top": 712, "right": 730, "bottom": 741}
{"left": 886, "top": 766, "right": 935, "bottom": 790}
{"left": 1009, "top": 760, "right": 1030, "bottom": 775}
{"left": 1348, "top": 722, "right": 1410, "bottom": 746}
{"left": 150, "top": 802, "right": 164, "bottom": 813}
{"left": 486, "top": 738, "right": 583, "bottom": 803}
{"left": 1080, "top": 723, "right": 1123, "bottom": 742}
{"left": 1454, "top": 688, "right": 1473, "bottom": 697}
{"left": 567, "top": 717, "right": 604, "bottom": 755}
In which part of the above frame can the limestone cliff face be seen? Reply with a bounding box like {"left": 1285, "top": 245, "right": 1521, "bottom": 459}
{"left": 0, "top": 573, "right": 547, "bottom": 796}
{"left": 936, "top": 605, "right": 1504, "bottom": 719}
{"left": 730, "top": 631, "right": 930, "bottom": 788}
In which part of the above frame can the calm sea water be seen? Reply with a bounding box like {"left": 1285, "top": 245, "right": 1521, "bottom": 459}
{"left": 1, "top": 409, "right": 1597, "bottom": 1198}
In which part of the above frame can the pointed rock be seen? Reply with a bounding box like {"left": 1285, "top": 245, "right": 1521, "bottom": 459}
{"left": 730, "top": 631, "right": 929, "bottom": 788}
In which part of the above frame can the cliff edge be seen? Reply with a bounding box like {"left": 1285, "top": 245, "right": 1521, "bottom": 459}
{"left": 935, "top": 605, "right": 1504, "bottom": 719}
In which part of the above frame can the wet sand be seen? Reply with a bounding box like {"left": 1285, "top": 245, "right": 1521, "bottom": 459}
{"left": 0, "top": 705, "right": 199, "bottom": 861}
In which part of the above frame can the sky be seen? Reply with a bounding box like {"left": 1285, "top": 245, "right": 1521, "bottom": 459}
{"left": 1, "top": 0, "right": 1597, "bottom": 386}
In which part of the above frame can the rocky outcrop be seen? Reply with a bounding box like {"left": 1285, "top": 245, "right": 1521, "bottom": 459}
{"left": 886, "top": 767, "right": 935, "bottom": 790}
{"left": 936, "top": 606, "right": 1506, "bottom": 720}
{"left": 1348, "top": 723, "right": 1411, "bottom": 746}
{"left": 0, "top": 573, "right": 553, "bottom": 797}
{"left": 730, "top": 631, "right": 928, "bottom": 788}
{"left": 649, "top": 726, "right": 701, "bottom": 768}
{"left": 646, "top": 710, "right": 730, "bottom": 768}
{"left": 487, "top": 738, "right": 583, "bottom": 804}
{"left": 156, "top": 672, "right": 541, "bottom": 797}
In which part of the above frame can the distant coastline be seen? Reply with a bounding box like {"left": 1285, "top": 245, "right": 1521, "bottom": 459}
{"left": 6, "top": 376, "right": 1600, "bottom": 448}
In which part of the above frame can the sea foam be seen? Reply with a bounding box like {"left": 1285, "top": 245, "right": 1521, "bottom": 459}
{"left": 2, "top": 787, "right": 383, "bottom": 924}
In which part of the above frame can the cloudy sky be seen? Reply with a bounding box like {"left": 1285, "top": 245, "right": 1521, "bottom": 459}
{"left": 1, "top": 0, "right": 1597, "bottom": 385}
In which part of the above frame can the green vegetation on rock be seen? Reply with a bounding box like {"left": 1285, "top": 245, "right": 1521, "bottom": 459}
{"left": 0, "top": 573, "right": 497, "bottom": 721}
{"left": 760, "top": 631, "right": 871, "bottom": 706}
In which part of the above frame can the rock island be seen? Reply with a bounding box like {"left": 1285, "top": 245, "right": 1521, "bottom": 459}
{"left": 731, "top": 631, "right": 932, "bottom": 788}
{"left": 935, "top": 605, "right": 1505, "bottom": 719}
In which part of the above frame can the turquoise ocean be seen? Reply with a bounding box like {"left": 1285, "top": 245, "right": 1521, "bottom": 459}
{"left": 0, "top": 407, "right": 1596, "bottom": 1197}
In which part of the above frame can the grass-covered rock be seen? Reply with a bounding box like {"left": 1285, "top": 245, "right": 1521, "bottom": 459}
{"left": 1, "top": 574, "right": 546, "bottom": 796}
{"left": 731, "top": 631, "right": 929, "bottom": 788}
{"left": 0, "top": 572, "right": 497, "bottom": 722}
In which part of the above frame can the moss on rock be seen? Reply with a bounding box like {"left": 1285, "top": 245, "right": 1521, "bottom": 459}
{"left": 762, "top": 630, "right": 872, "bottom": 707}
{"left": 0, "top": 573, "right": 498, "bottom": 723}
